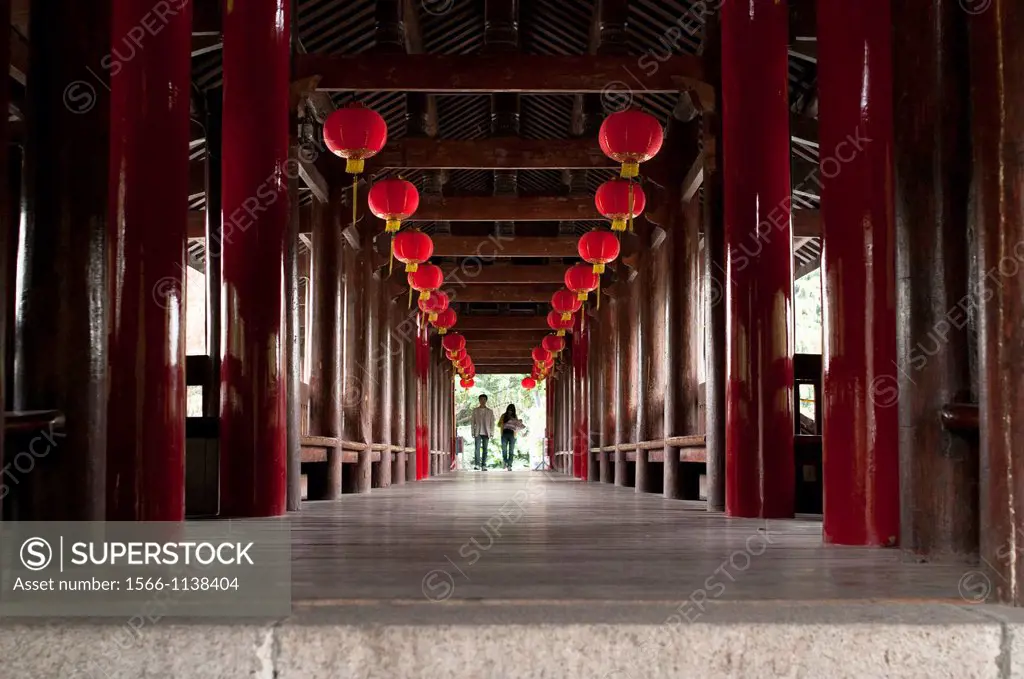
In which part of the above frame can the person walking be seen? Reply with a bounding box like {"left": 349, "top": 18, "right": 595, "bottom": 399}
{"left": 498, "top": 404, "right": 525, "bottom": 471}
{"left": 471, "top": 394, "right": 495, "bottom": 470}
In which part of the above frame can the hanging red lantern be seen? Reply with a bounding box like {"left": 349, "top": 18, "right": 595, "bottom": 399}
{"left": 408, "top": 263, "right": 443, "bottom": 301}
{"left": 595, "top": 179, "right": 646, "bottom": 232}
{"left": 433, "top": 308, "right": 457, "bottom": 335}
{"left": 393, "top": 229, "right": 433, "bottom": 273}
{"left": 418, "top": 290, "right": 449, "bottom": 322}
{"left": 542, "top": 335, "right": 565, "bottom": 355}
{"left": 578, "top": 230, "right": 621, "bottom": 275}
{"left": 521, "top": 377, "right": 536, "bottom": 390}
{"left": 369, "top": 178, "right": 420, "bottom": 234}
{"left": 599, "top": 108, "right": 664, "bottom": 178}
{"left": 447, "top": 348, "right": 466, "bottom": 362}
{"left": 460, "top": 378, "right": 475, "bottom": 389}
{"left": 551, "top": 289, "right": 582, "bottom": 322}
{"left": 547, "top": 311, "right": 574, "bottom": 337}
{"left": 565, "top": 263, "right": 600, "bottom": 302}
{"left": 531, "top": 347, "right": 551, "bottom": 364}
{"left": 323, "top": 103, "right": 388, "bottom": 175}
{"left": 442, "top": 334, "right": 466, "bottom": 353}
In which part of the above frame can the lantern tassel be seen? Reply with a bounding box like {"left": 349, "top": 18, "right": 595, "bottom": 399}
{"left": 596, "top": 278, "right": 601, "bottom": 309}
{"left": 389, "top": 237, "right": 394, "bottom": 276}
{"left": 408, "top": 285, "right": 413, "bottom": 308}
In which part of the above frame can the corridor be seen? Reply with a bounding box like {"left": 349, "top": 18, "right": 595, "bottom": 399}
{"left": 291, "top": 471, "right": 965, "bottom": 604}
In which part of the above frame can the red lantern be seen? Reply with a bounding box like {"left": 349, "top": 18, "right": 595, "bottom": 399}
{"left": 323, "top": 103, "right": 388, "bottom": 175}
{"left": 418, "top": 290, "right": 449, "bottom": 322}
{"left": 442, "top": 334, "right": 466, "bottom": 353}
{"left": 595, "top": 179, "right": 646, "bottom": 232}
{"left": 542, "top": 335, "right": 565, "bottom": 355}
{"left": 522, "top": 377, "right": 536, "bottom": 390}
{"left": 460, "top": 378, "right": 475, "bottom": 389}
{"left": 408, "top": 263, "right": 443, "bottom": 301}
{"left": 369, "top": 178, "right": 420, "bottom": 233}
{"left": 393, "top": 229, "right": 433, "bottom": 273}
{"left": 578, "top": 230, "right": 621, "bottom": 275}
{"left": 599, "top": 109, "right": 664, "bottom": 179}
{"left": 433, "top": 308, "right": 457, "bottom": 335}
{"left": 547, "top": 311, "right": 574, "bottom": 337}
{"left": 551, "top": 289, "right": 582, "bottom": 322}
{"left": 565, "top": 263, "right": 600, "bottom": 302}
{"left": 531, "top": 347, "right": 551, "bottom": 364}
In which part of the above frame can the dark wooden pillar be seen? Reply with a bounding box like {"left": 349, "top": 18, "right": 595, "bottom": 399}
{"left": 18, "top": 0, "right": 112, "bottom": 519}
{"left": 721, "top": 0, "right": 794, "bottom": 518}
{"left": 600, "top": 296, "right": 617, "bottom": 483}
{"left": 819, "top": 0, "right": 899, "bottom": 546}
{"left": 0, "top": 0, "right": 10, "bottom": 497}
{"left": 616, "top": 268, "right": 641, "bottom": 487}
{"left": 572, "top": 310, "right": 590, "bottom": 480}
{"left": 309, "top": 190, "right": 343, "bottom": 499}
{"left": 894, "top": 0, "right": 976, "bottom": 558}
{"left": 642, "top": 232, "right": 669, "bottom": 494}
{"left": 587, "top": 312, "right": 601, "bottom": 482}
{"left": 204, "top": 89, "right": 223, "bottom": 419}
{"left": 356, "top": 244, "right": 377, "bottom": 492}
{"left": 374, "top": 276, "right": 393, "bottom": 488}
{"left": 971, "top": 0, "right": 1024, "bottom": 604}
{"left": 392, "top": 302, "right": 408, "bottom": 484}
{"left": 340, "top": 230, "right": 363, "bottom": 492}
{"left": 106, "top": 0, "right": 191, "bottom": 521}
{"left": 703, "top": 15, "right": 727, "bottom": 513}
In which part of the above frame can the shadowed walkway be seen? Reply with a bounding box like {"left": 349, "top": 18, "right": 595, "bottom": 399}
{"left": 291, "top": 471, "right": 969, "bottom": 603}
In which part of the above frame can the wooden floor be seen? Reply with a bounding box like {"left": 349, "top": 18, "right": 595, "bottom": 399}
{"left": 290, "top": 470, "right": 970, "bottom": 603}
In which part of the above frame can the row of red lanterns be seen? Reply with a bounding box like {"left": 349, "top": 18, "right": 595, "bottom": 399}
{"left": 441, "top": 334, "right": 475, "bottom": 388}
{"left": 527, "top": 109, "right": 664, "bottom": 379}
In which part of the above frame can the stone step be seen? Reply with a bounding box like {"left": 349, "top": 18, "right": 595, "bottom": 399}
{"left": 2, "top": 601, "right": 1022, "bottom": 678}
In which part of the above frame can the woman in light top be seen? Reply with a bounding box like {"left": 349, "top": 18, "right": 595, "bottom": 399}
{"left": 498, "top": 404, "right": 525, "bottom": 471}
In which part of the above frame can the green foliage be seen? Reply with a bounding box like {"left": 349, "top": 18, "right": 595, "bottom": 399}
{"left": 455, "top": 374, "right": 547, "bottom": 468}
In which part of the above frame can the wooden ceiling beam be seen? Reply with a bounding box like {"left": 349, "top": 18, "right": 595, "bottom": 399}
{"left": 474, "top": 364, "right": 534, "bottom": 374}
{"left": 294, "top": 53, "right": 712, "bottom": 101}
{"left": 410, "top": 196, "right": 598, "bottom": 222}
{"left": 448, "top": 284, "right": 563, "bottom": 304}
{"left": 456, "top": 316, "right": 549, "bottom": 331}
{"left": 440, "top": 264, "right": 566, "bottom": 285}
{"left": 431, "top": 235, "right": 578, "bottom": 258}
{"left": 366, "top": 137, "right": 615, "bottom": 171}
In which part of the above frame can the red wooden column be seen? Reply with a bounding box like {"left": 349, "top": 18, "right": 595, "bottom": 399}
{"left": 545, "top": 375, "right": 553, "bottom": 470}
{"left": 106, "top": 0, "right": 191, "bottom": 520}
{"left": 415, "top": 318, "right": 430, "bottom": 480}
{"left": 818, "top": 0, "right": 899, "bottom": 545}
{"left": 721, "top": 0, "right": 794, "bottom": 518}
{"left": 391, "top": 302, "right": 408, "bottom": 484}
{"left": 587, "top": 311, "right": 602, "bottom": 481}
{"left": 219, "top": 0, "right": 289, "bottom": 517}
{"left": 971, "top": 0, "right": 1024, "bottom": 605}
{"left": 405, "top": 324, "right": 418, "bottom": 482}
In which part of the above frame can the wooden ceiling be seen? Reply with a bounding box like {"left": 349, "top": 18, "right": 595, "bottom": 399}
{"left": 7, "top": 0, "right": 822, "bottom": 369}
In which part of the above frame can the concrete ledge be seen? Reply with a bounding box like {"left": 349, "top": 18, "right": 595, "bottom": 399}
{"left": 0, "top": 601, "right": 1016, "bottom": 678}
